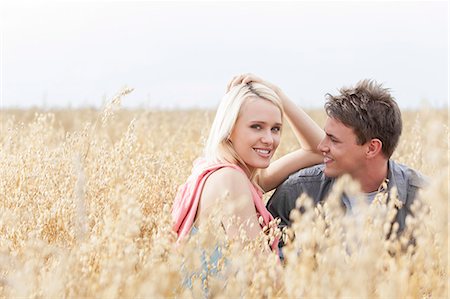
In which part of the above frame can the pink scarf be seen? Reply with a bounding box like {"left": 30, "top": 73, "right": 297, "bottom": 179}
{"left": 171, "top": 158, "right": 279, "bottom": 251}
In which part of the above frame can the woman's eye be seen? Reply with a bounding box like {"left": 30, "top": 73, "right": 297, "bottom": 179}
{"left": 272, "top": 127, "right": 281, "bottom": 133}
{"left": 250, "top": 124, "right": 261, "bottom": 130}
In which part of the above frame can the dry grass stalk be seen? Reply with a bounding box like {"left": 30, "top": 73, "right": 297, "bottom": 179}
{"left": 0, "top": 106, "right": 447, "bottom": 298}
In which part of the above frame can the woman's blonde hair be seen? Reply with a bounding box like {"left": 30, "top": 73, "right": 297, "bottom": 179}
{"left": 204, "top": 82, "right": 283, "bottom": 181}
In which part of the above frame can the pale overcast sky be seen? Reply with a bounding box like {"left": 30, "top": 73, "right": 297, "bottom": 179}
{"left": 0, "top": 1, "right": 448, "bottom": 109}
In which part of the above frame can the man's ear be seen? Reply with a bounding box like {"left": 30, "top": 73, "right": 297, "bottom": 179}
{"left": 366, "top": 138, "right": 383, "bottom": 158}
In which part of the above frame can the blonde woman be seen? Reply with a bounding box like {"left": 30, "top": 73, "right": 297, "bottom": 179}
{"left": 172, "top": 74, "right": 324, "bottom": 251}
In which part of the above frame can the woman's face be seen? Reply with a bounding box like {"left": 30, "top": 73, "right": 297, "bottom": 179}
{"left": 229, "top": 97, "right": 282, "bottom": 173}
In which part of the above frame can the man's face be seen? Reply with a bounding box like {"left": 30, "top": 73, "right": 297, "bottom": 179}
{"left": 317, "top": 117, "right": 367, "bottom": 178}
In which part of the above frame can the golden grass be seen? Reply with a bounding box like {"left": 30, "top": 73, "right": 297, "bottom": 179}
{"left": 0, "top": 96, "right": 448, "bottom": 298}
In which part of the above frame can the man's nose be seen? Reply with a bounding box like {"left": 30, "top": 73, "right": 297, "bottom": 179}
{"left": 317, "top": 137, "right": 328, "bottom": 153}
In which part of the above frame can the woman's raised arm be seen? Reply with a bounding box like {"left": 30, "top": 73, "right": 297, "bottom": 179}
{"left": 229, "top": 74, "right": 325, "bottom": 191}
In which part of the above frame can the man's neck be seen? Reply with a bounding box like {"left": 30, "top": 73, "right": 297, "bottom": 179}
{"left": 353, "top": 159, "right": 389, "bottom": 193}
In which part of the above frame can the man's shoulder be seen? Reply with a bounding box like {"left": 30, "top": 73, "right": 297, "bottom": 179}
{"left": 389, "top": 160, "right": 427, "bottom": 188}
{"left": 283, "top": 164, "right": 328, "bottom": 185}
{"left": 271, "top": 164, "right": 328, "bottom": 198}
{"left": 267, "top": 164, "right": 331, "bottom": 220}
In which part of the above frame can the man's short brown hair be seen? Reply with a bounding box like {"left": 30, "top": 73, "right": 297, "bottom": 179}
{"left": 324, "top": 79, "right": 402, "bottom": 158}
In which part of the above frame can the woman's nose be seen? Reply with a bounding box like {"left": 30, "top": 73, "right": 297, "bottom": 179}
{"left": 261, "top": 130, "right": 274, "bottom": 145}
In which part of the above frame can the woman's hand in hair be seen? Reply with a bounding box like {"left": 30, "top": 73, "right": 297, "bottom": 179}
{"left": 227, "top": 73, "right": 279, "bottom": 93}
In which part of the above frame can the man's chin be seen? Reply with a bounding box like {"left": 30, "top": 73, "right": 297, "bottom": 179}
{"left": 323, "top": 167, "right": 339, "bottom": 178}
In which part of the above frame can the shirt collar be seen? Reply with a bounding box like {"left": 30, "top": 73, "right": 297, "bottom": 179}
{"left": 386, "top": 159, "right": 407, "bottom": 204}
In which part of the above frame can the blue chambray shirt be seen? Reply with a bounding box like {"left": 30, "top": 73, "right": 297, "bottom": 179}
{"left": 266, "top": 160, "right": 426, "bottom": 236}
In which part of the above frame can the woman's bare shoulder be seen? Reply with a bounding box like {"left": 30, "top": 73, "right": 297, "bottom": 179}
{"left": 208, "top": 166, "right": 249, "bottom": 188}
{"left": 202, "top": 167, "right": 251, "bottom": 200}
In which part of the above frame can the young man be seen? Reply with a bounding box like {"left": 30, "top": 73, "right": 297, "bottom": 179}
{"left": 266, "top": 79, "right": 426, "bottom": 236}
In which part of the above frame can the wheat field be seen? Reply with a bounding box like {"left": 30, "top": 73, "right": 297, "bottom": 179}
{"left": 0, "top": 93, "right": 448, "bottom": 298}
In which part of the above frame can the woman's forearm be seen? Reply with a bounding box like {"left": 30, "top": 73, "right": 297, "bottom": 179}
{"left": 274, "top": 86, "right": 324, "bottom": 153}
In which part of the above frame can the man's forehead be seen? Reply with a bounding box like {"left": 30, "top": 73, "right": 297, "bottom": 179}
{"left": 324, "top": 117, "right": 356, "bottom": 136}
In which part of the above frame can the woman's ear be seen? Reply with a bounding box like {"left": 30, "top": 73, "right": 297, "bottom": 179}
{"left": 366, "top": 138, "right": 383, "bottom": 158}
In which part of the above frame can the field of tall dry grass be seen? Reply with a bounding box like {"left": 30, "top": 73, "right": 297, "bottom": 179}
{"left": 0, "top": 93, "right": 448, "bottom": 298}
